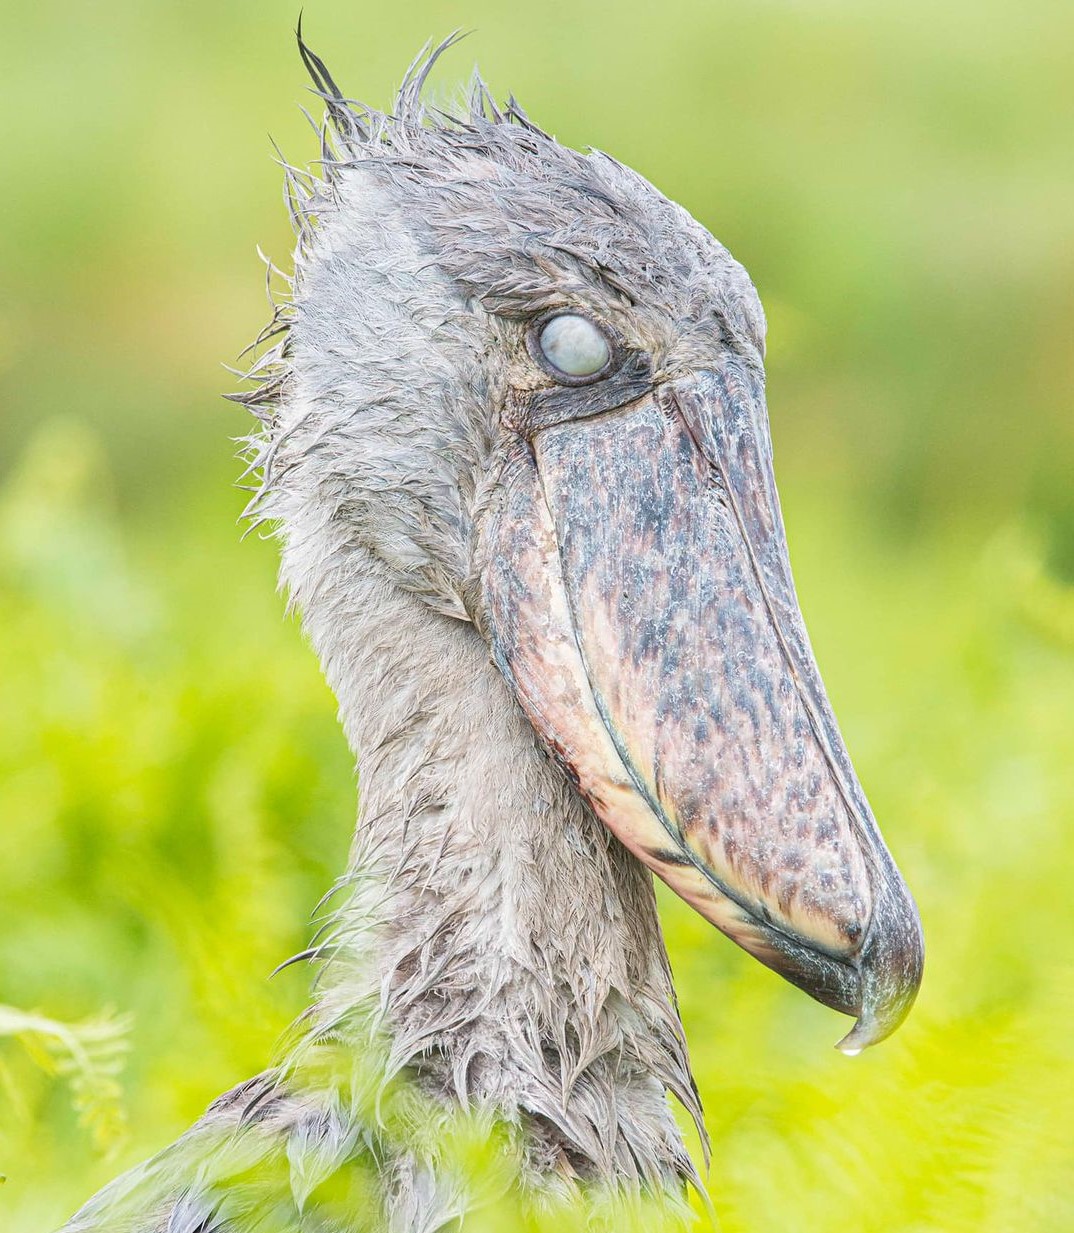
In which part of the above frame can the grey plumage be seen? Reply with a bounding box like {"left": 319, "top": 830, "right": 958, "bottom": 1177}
{"left": 63, "top": 27, "right": 922, "bottom": 1233}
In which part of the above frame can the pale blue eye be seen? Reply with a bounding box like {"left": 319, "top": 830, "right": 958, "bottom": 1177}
{"left": 538, "top": 314, "right": 611, "bottom": 378}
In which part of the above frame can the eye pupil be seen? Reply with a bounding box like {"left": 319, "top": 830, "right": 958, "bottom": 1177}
{"left": 538, "top": 314, "right": 611, "bottom": 379}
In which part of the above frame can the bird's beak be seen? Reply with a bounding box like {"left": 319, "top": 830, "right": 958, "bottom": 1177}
{"left": 483, "top": 361, "right": 923, "bottom": 1051}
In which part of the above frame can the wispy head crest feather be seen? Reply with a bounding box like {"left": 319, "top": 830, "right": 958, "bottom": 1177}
{"left": 233, "top": 28, "right": 560, "bottom": 439}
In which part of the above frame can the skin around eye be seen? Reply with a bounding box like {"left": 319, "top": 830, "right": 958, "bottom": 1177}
{"left": 538, "top": 314, "right": 611, "bottom": 377}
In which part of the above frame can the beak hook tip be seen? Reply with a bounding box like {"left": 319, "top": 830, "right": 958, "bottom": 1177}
{"left": 834, "top": 1010, "right": 882, "bottom": 1056}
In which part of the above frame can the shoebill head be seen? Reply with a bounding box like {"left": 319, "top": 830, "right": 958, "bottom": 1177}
{"left": 244, "top": 35, "right": 924, "bottom": 1054}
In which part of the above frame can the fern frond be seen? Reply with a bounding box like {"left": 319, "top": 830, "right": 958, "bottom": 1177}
{"left": 0, "top": 1004, "right": 132, "bottom": 1153}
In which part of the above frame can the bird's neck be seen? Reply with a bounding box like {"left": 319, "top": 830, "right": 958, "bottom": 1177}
{"left": 280, "top": 531, "right": 702, "bottom": 1192}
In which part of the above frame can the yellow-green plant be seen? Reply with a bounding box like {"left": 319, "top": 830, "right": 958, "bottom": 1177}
{"left": 0, "top": 1005, "right": 130, "bottom": 1156}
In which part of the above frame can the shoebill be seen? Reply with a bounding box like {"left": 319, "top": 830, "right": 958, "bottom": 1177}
{"left": 62, "top": 33, "right": 924, "bottom": 1233}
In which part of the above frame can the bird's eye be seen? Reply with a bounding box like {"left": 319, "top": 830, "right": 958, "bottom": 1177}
{"left": 535, "top": 314, "right": 612, "bottom": 382}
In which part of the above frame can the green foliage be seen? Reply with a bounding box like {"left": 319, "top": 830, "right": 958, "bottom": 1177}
{"left": 0, "top": 1005, "right": 130, "bottom": 1157}
{"left": 0, "top": 1, "right": 1071, "bottom": 1230}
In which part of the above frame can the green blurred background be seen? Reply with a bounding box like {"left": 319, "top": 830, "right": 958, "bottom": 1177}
{"left": 1, "top": 1, "right": 1072, "bottom": 1229}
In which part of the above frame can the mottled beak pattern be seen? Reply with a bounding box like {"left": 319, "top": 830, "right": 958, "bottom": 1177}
{"left": 485, "top": 357, "right": 923, "bottom": 1051}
